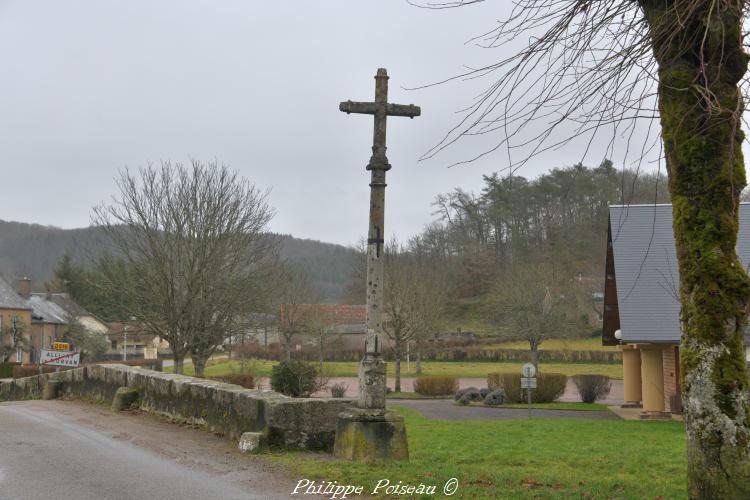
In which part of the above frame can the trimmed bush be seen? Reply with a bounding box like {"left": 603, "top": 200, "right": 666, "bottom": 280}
{"left": 454, "top": 386, "right": 479, "bottom": 401}
{"left": 413, "top": 376, "right": 459, "bottom": 396}
{"left": 479, "top": 388, "right": 490, "bottom": 399}
{"left": 484, "top": 389, "right": 505, "bottom": 406}
{"left": 572, "top": 374, "right": 611, "bottom": 403}
{"left": 458, "top": 388, "right": 482, "bottom": 405}
{"left": 214, "top": 373, "right": 255, "bottom": 389}
{"left": 270, "top": 361, "right": 318, "bottom": 397}
{"left": 488, "top": 373, "right": 522, "bottom": 402}
{"left": 330, "top": 382, "right": 348, "bottom": 398}
{"left": 487, "top": 372, "right": 567, "bottom": 403}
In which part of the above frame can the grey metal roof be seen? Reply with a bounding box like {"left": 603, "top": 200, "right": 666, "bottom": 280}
{"left": 610, "top": 203, "right": 750, "bottom": 344}
{"left": 0, "top": 276, "right": 31, "bottom": 310}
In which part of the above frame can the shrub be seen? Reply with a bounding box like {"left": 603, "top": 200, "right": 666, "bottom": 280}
{"left": 487, "top": 372, "right": 567, "bottom": 403}
{"left": 270, "top": 361, "right": 319, "bottom": 397}
{"left": 488, "top": 373, "right": 522, "bottom": 402}
{"left": 572, "top": 374, "right": 611, "bottom": 403}
{"left": 0, "top": 362, "right": 19, "bottom": 378}
{"left": 534, "top": 373, "right": 568, "bottom": 403}
{"left": 454, "top": 386, "right": 479, "bottom": 401}
{"left": 484, "top": 389, "right": 505, "bottom": 406}
{"left": 330, "top": 382, "right": 348, "bottom": 398}
{"left": 214, "top": 373, "right": 255, "bottom": 389}
{"left": 458, "top": 388, "right": 482, "bottom": 405}
{"left": 413, "top": 376, "right": 459, "bottom": 396}
{"left": 479, "top": 388, "right": 489, "bottom": 399}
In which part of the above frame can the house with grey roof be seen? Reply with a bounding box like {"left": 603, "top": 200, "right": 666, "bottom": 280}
{"left": 0, "top": 276, "right": 33, "bottom": 363}
{"left": 602, "top": 203, "right": 750, "bottom": 417}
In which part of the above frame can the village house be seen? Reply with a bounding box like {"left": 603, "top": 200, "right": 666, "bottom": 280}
{"left": 0, "top": 276, "right": 113, "bottom": 364}
{"left": 602, "top": 203, "right": 750, "bottom": 418}
{"left": 278, "top": 304, "right": 369, "bottom": 351}
{"left": 0, "top": 277, "right": 33, "bottom": 363}
{"left": 106, "top": 321, "right": 168, "bottom": 359}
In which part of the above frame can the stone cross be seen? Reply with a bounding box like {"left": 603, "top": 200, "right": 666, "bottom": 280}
{"left": 340, "top": 68, "right": 420, "bottom": 409}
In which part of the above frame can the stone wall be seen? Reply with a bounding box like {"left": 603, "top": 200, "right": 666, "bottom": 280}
{"left": 0, "top": 364, "right": 352, "bottom": 451}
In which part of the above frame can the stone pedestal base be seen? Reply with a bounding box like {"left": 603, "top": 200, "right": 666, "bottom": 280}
{"left": 333, "top": 407, "right": 409, "bottom": 462}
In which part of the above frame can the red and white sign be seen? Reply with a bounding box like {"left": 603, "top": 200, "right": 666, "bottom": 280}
{"left": 40, "top": 349, "right": 80, "bottom": 367}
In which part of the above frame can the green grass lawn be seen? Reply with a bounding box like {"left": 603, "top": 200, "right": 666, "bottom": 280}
{"left": 267, "top": 407, "right": 686, "bottom": 499}
{"left": 483, "top": 337, "right": 617, "bottom": 352}
{"left": 168, "top": 359, "right": 623, "bottom": 379}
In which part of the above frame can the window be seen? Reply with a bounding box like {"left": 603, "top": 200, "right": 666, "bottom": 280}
{"left": 111, "top": 340, "right": 117, "bottom": 350}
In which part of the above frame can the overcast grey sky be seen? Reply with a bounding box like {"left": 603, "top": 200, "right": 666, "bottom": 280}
{"left": 0, "top": 1, "right": 623, "bottom": 246}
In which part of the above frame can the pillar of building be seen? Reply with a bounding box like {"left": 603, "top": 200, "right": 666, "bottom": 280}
{"left": 621, "top": 345, "right": 642, "bottom": 408}
{"left": 640, "top": 345, "right": 670, "bottom": 419}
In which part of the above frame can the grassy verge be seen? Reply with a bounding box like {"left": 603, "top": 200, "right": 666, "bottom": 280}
{"left": 266, "top": 406, "right": 686, "bottom": 499}
{"left": 167, "top": 359, "right": 623, "bottom": 379}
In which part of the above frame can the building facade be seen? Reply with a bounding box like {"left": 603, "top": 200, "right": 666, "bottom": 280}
{"left": 603, "top": 203, "right": 750, "bottom": 417}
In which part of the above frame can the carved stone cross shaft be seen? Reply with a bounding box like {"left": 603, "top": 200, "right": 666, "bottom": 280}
{"left": 340, "top": 68, "right": 420, "bottom": 409}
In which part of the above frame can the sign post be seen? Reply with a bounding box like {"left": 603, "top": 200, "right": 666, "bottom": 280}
{"left": 521, "top": 363, "right": 537, "bottom": 418}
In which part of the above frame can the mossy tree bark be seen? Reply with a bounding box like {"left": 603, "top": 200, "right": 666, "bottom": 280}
{"left": 640, "top": 1, "right": 750, "bottom": 496}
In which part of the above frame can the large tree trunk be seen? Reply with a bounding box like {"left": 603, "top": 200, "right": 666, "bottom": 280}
{"left": 394, "top": 355, "right": 402, "bottom": 393}
{"left": 641, "top": 1, "right": 750, "bottom": 496}
{"left": 530, "top": 342, "right": 539, "bottom": 371}
{"left": 172, "top": 352, "right": 184, "bottom": 375}
{"left": 283, "top": 336, "right": 292, "bottom": 362}
{"left": 192, "top": 355, "right": 207, "bottom": 378}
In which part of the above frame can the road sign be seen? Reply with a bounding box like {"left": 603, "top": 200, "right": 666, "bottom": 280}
{"left": 521, "top": 362, "right": 536, "bottom": 378}
{"left": 52, "top": 342, "right": 70, "bottom": 351}
{"left": 521, "top": 377, "right": 537, "bottom": 389}
{"left": 40, "top": 349, "right": 80, "bottom": 367}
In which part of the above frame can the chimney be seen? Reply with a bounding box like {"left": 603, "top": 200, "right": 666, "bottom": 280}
{"left": 18, "top": 277, "right": 31, "bottom": 297}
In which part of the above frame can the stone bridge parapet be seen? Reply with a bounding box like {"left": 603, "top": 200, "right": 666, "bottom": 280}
{"left": 0, "top": 364, "right": 352, "bottom": 451}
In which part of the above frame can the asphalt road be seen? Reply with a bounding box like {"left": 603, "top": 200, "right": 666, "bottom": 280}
{"left": 0, "top": 401, "right": 292, "bottom": 500}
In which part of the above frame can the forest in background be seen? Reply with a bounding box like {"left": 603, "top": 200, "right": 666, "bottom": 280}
{"left": 0, "top": 220, "right": 357, "bottom": 303}
{"left": 0, "top": 161, "right": 671, "bottom": 339}
{"left": 345, "top": 160, "right": 671, "bottom": 337}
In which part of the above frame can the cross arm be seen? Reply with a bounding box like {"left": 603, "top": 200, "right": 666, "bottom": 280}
{"left": 339, "top": 100, "right": 421, "bottom": 118}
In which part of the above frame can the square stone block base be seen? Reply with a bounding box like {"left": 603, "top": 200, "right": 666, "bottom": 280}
{"left": 333, "top": 407, "right": 409, "bottom": 462}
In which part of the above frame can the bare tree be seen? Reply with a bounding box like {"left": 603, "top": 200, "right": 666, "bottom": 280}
{"left": 418, "top": 1, "right": 750, "bottom": 493}
{"left": 0, "top": 317, "right": 27, "bottom": 363}
{"left": 276, "top": 264, "right": 317, "bottom": 362}
{"left": 92, "top": 160, "right": 277, "bottom": 376}
{"left": 492, "top": 265, "right": 574, "bottom": 370}
{"left": 382, "top": 242, "right": 447, "bottom": 391}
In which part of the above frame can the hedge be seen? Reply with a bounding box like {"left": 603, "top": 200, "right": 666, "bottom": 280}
{"left": 0, "top": 362, "right": 19, "bottom": 378}
{"left": 488, "top": 372, "right": 567, "bottom": 403}
{"left": 413, "top": 376, "right": 459, "bottom": 396}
